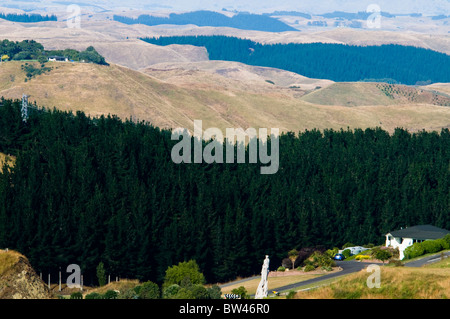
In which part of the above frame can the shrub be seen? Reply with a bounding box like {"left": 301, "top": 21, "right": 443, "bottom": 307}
{"left": 70, "top": 291, "right": 83, "bottom": 299}
{"left": 286, "top": 291, "right": 296, "bottom": 299}
{"left": 173, "top": 287, "right": 195, "bottom": 299}
{"left": 138, "top": 281, "right": 160, "bottom": 299}
{"left": 85, "top": 292, "right": 102, "bottom": 299}
{"left": 421, "top": 240, "right": 442, "bottom": 254}
{"left": 388, "top": 259, "right": 404, "bottom": 267}
{"left": 325, "top": 248, "right": 339, "bottom": 258}
{"left": 118, "top": 287, "right": 139, "bottom": 299}
{"left": 103, "top": 290, "right": 118, "bottom": 299}
{"left": 303, "top": 264, "right": 316, "bottom": 272}
{"left": 436, "top": 238, "right": 450, "bottom": 250}
{"left": 374, "top": 248, "right": 392, "bottom": 263}
{"left": 443, "top": 234, "right": 450, "bottom": 246}
{"left": 304, "top": 251, "right": 336, "bottom": 269}
{"left": 164, "top": 260, "right": 205, "bottom": 288}
{"left": 342, "top": 249, "right": 352, "bottom": 259}
{"left": 162, "top": 284, "right": 180, "bottom": 299}
{"left": 231, "top": 286, "right": 249, "bottom": 299}
{"left": 404, "top": 242, "right": 424, "bottom": 259}
{"left": 277, "top": 266, "right": 286, "bottom": 272}
{"left": 355, "top": 255, "right": 371, "bottom": 260}
{"left": 207, "top": 285, "right": 222, "bottom": 299}
{"left": 190, "top": 284, "right": 210, "bottom": 299}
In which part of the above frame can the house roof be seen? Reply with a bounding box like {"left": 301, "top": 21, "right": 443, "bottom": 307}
{"left": 387, "top": 224, "right": 450, "bottom": 240}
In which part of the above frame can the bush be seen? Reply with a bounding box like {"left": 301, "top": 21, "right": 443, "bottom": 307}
{"left": 422, "top": 239, "right": 443, "bottom": 254}
{"left": 388, "top": 259, "right": 404, "bottom": 267}
{"left": 164, "top": 260, "right": 205, "bottom": 288}
{"left": 286, "top": 291, "right": 296, "bottom": 299}
{"left": 303, "top": 264, "right": 315, "bottom": 272}
{"left": 85, "top": 292, "right": 102, "bottom": 299}
{"left": 162, "top": 284, "right": 180, "bottom": 299}
{"left": 342, "top": 249, "right": 352, "bottom": 259}
{"left": 437, "top": 238, "right": 450, "bottom": 250}
{"left": 138, "top": 281, "right": 160, "bottom": 299}
{"left": 277, "top": 266, "right": 286, "bottom": 272}
{"left": 325, "top": 248, "right": 339, "bottom": 258}
{"left": 231, "top": 286, "right": 249, "bottom": 299}
{"left": 173, "top": 287, "right": 195, "bottom": 299}
{"left": 190, "top": 284, "right": 210, "bottom": 299}
{"left": 118, "top": 287, "right": 139, "bottom": 299}
{"left": 443, "top": 234, "right": 450, "bottom": 246}
{"left": 103, "top": 290, "right": 118, "bottom": 299}
{"left": 404, "top": 242, "right": 425, "bottom": 259}
{"left": 355, "top": 255, "right": 371, "bottom": 260}
{"left": 207, "top": 285, "right": 222, "bottom": 299}
{"left": 374, "top": 248, "right": 392, "bottom": 263}
{"left": 305, "top": 251, "right": 336, "bottom": 268}
{"left": 70, "top": 291, "right": 83, "bottom": 299}
{"left": 321, "top": 266, "right": 333, "bottom": 271}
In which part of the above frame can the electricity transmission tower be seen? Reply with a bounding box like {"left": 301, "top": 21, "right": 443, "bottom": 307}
{"left": 21, "top": 94, "right": 29, "bottom": 122}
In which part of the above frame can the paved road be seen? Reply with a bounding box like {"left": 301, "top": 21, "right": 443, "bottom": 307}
{"left": 268, "top": 260, "right": 370, "bottom": 295}
{"left": 223, "top": 252, "right": 450, "bottom": 297}
{"left": 403, "top": 251, "right": 450, "bottom": 267}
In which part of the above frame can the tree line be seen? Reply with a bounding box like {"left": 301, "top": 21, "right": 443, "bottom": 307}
{"left": 141, "top": 35, "right": 450, "bottom": 85}
{"left": 114, "top": 10, "right": 297, "bottom": 32}
{"left": 0, "top": 39, "right": 108, "bottom": 65}
{"left": 0, "top": 98, "right": 448, "bottom": 285}
{"left": 0, "top": 12, "right": 57, "bottom": 23}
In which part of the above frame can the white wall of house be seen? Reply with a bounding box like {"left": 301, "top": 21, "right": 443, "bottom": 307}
{"left": 385, "top": 234, "right": 414, "bottom": 259}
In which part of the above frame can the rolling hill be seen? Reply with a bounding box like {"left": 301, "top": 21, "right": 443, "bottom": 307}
{"left": 301, "top": 82, "right": 450, "bottom": 107}
{"left": 0, "top": 60, "right": 449, "bottom": 134}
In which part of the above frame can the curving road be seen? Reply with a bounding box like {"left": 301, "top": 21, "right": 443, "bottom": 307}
{"left": 271, "top": 251, "right": 450, "bottom": 295}
{"left": 222, "top": 252, "right": 450, "bottom": 297}
{"left": 269, "top": 260, "right": 370, "bottom": 295}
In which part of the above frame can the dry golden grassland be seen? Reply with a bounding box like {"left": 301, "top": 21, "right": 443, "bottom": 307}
{"left": 220, "top": 273, "right": 324, "bottom": 296}
{"left": 0, "top": 250, "right": 21, "bottom": 277}
{"left": 1, "top": 61, "right": 450, "bottom": 136}
{"left": 294, "top": 258, "right": 450, "bottom": 299}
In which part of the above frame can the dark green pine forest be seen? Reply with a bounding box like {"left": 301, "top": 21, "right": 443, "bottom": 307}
{"left": 141, "top": 35, "right": 450, "bottom": 85}
{"left": 0, "top": 98, "right": 449, "bottom": 285}
{"left": 0, "top": 12, "right": 57, "bottom": 23}
{"left": 114, "top": 10, "right": 297, "bottom": 32}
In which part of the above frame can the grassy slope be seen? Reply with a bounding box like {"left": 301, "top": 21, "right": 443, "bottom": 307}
{"left": 219, "top": 273, "right": 323, "bottom": 297}
{"left": 294, "top": 258, "right": 450, "bottom": 299}
{"left": 0, "top": 250, "right": 20, "bottom": 277}
{"left": 301, "top": 82, "right": 450, "bottom": 107}
{"left": 1, "top": 61, "right": 449, "bottom": 134}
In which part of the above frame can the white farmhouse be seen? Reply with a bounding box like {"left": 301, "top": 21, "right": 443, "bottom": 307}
{"left": 48, "top": 56, "right": 68, "bottom": 62}
{"left": 385, "top": 224, "right": 450, "bottom": 260}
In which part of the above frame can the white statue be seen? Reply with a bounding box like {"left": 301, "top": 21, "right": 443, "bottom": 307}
{"left": 255, "top": 255, "right": 270, "bottom": 299}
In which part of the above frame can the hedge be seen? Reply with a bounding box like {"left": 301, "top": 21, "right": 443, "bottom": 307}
{"left": 403, "top": 234, "right": 450, "bottom": 260}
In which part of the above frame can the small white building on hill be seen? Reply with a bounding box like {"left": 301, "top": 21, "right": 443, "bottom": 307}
{"left": 385, "top": 224, "right": 450, "bottom": 260}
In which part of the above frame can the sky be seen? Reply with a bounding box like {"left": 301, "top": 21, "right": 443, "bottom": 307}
{"left": 2, "top": 0, "right": 450, "bottom": 15}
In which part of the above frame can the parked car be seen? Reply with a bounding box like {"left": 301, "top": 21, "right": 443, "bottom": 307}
{"left": 333, "top": 253, "right": 345, "bottom": 261}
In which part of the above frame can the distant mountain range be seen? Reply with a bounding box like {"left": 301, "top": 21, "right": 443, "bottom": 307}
{"left": 113, "top": 10, "right": 298, "bottom": 32}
